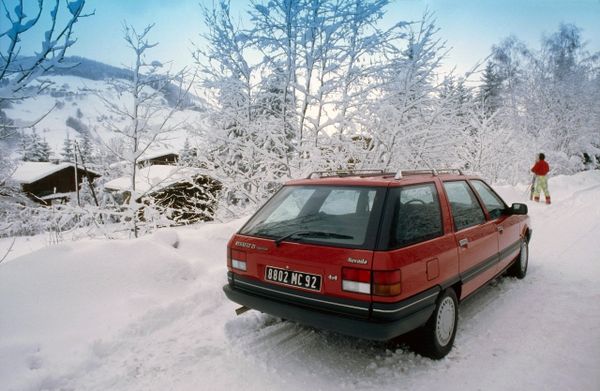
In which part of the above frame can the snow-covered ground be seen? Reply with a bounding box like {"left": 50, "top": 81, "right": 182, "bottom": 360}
{"left": 1, "top": 172, "right": 599, "bottom": 391}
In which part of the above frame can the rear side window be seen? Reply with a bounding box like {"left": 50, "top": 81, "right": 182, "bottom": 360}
{"left": 388, "top": 183, "right": 443, "bottom": 248}
{"left": 443, "top": 181, "right": 486, "bottom": 231}
{"left": 471, "top": 180, "right": 506, "bottom": 219}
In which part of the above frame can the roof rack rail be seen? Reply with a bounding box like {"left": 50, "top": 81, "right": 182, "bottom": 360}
{"left": 394, "top": 168, "right": 464, "bottom": 180}
{"left": 306, "top": 169, "right": 386, "bottom": 179}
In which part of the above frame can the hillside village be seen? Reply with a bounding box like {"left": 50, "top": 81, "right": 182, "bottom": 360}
{"left": 1, "top": 56, "right": 210, "bottom": 237}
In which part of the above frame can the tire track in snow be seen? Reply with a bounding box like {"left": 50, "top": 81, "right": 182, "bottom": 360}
{"left": 32, "top": 269, "right": 237, "bottom": 391}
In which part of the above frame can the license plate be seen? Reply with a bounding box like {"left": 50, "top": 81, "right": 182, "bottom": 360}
{"left": 264, "top": 266, "right": 322, "bottom": 292}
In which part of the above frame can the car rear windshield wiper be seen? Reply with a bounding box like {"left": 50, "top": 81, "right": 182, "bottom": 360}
{"left": 274, "top": 230, "right": 354, "bottom": 247}
{"left": 247, "top": 213, "right": 325, "bottom": 237}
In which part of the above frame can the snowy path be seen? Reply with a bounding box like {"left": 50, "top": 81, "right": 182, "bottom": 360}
{"left": 1, "top": 172, "right": 599, "bottom": 391}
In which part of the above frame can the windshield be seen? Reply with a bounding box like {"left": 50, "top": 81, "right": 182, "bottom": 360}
{"left": 240, "top": 185, "right": 385, "bottom": 248}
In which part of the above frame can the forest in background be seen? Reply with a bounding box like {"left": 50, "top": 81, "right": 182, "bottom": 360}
{"left": 194, "top": 1, "right": 599, "bottom": 207}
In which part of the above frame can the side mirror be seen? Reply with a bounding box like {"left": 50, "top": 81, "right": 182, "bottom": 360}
{"left": 508, "top": 203, "right": 528, "bottom": 215}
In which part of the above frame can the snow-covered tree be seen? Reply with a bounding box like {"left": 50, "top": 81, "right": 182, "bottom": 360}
{"left": 61, "top": 133, "right": 74, "bottom": 162}
{"left": 39, "top": 137, "right": 52, "bottom": 162}
{"left": 0, "top": 103, "right": 15, "bottom": 142}
{"left": 485, "top": 24, "right": 600, "bottom": 177}
{"left": 22, "top": 129, "right": 50, "bottom": 162}
{"left": 248, "top": 0, "right": 405, "bottom": 152}
{"left": 194, "top": 1, "right": 289, "bottom": 209}
{"left": 363, "top": 12, "right": 461, "bottom": 170}
{"left": 78, "top": 132, "right": 94, "bottom": 164}
{"left": 533, "top": 24, "right": 600, "bottom": 172}
{"left": 383, "top": 23, "right": 598, "bottom": 185}
{"left": 1, "top": 0, "right": 89, "bottom": 233}
{"left": 195, "top": 1, "right": 598, "bottom": 220}
{"left": 194, "top": 0, "right": 412, "bottom": 212}
{"left": 179, "top": 137, "right": 194, "bottom": 164}
{"left": 479, "top": 61, "right": 503, "bottom": 114}
{"left": 98, "top": 23, "right": 192, "bottom": 236}
{"left": 491, "top": 36, "right": 530, "bottom": 102}
{"left": 0, "top": 0, "right": 90, "bottom": 133}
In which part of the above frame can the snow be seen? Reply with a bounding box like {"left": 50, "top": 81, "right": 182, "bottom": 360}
{"left": 1, "top": 172, "right": 600, "bottom": 391}
{"left": 104, "top": 165, "right": 204, "bottom": 194}
{"left": 4, "top": 75, "right": 198, "bottom": 157}
{"left": 10, "top": 162, "right": 98, "bottom": 184}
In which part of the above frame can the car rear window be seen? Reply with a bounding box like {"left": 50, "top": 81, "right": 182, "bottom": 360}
{"left": 239, "top": 185, "right": 385, "bottom": 249}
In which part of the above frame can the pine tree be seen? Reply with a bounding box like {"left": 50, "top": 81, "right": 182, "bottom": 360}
{"left": 78, "top": 132, "right": 93, "bottom": 164}
{"left": 0, "top": 108, "right": 15, "bottom": 141}
{"left": 78, "top": 177, "right": 97, "bottom": 206}
{"left": 39, "top": 138, "right": 51, "bottom": 162}
{"left": 480, "top": 61, "right": 503, "bottom": 113}
{"left": 180, "top": 137, "right": 193, "bottom": 164}
{"left": 19, "top": 132, "right": 32, "bottom": 161}
{"left": 61, "top": 133, "right": 74, "bottom": 162}
{"left": 25, "top": 129, "right": 50, "bottom": 162}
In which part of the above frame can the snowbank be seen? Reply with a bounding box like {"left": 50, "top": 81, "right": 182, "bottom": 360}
{"left": 1, "top": 172, "right": 599, "bottom": 391}
{"left": 0, "top": 235, "right": 195, "bottom": 390}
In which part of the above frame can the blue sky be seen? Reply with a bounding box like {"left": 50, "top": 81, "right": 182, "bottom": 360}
{"left": 7, "top": 0, "right": 600, "bottom": 76}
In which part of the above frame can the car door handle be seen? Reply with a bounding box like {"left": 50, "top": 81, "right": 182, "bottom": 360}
{"left": 497, "top": 226, "right": 504, "bottom": 234}
{"left": 459, "top": 238, "right": 469, "bottom": 248}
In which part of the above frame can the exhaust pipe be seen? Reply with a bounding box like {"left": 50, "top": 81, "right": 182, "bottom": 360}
{"left": 235, "top": 306, "right": 250, "bottom": 316}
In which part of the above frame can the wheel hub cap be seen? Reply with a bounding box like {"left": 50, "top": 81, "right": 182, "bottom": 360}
{"left": 436, "top": 297, "right": 455, "bottom": 346}
{"left": 521, "top": 243, "right": 528, "bottom": 272}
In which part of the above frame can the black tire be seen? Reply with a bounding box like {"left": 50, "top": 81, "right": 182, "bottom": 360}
{"left": 507, "top": 239, "right": 528, "bottom": 279}
{"left": 415, "top": 288, "right": 459, "bottom": 359}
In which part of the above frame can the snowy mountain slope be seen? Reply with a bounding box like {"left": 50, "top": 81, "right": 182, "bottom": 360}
{"left": 1, "top": 172, "right": 599, "bottom": 391}
{"left": 4, "top": 73, "right": 201, "bottom": 159}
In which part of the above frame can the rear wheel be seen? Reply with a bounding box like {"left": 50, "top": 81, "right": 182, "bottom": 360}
{"left": 507, "top": 240, "right": 528, "bottom": 279}
{"left": 415, "top": 288, "right": 458, "bottom": 359}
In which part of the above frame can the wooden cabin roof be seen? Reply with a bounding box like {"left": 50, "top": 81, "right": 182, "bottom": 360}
{"left": 11, "top": 162, "right": 100, "bottom": 185}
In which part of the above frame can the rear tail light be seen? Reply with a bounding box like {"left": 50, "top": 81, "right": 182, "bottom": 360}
{"left": 373, "top": 270, "right": 401, "bottom": 296}
{"left": 230, "top": 249, "right": 247, "bottom": 272}
{"left": 342, "top": 268, "right": 371, "bottom": 294}
{"left": 342, "top": 268, "right": 402, "bottom": 296}
{"left": 232, "top": 259, "right": 247, "bottom": 271}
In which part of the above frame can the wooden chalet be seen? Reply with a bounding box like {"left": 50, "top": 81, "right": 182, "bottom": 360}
{"left": 10, "top": 162, "right": 101, "bottom": 205}
{"left": 137, "top": 151, "right": 179, "bottom": 167}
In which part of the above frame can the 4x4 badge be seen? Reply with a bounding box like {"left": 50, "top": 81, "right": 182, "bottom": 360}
{"left": 347, "top": 257, "right": 368, "bottom": 265}
{"left": 328, "top": 274, "right": 338, "bottom": 281}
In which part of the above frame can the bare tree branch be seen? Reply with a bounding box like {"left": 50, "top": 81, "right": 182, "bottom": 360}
{"left": 0, "top": 236, "right": 16, "bottom": 264}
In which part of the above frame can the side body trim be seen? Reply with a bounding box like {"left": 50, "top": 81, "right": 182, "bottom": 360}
{"left": 461, "top": 239, "right": 521, "bottom": 283}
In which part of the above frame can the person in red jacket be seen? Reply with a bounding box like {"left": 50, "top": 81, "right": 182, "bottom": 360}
{"left": 531, "top": 153, "right": 551, "bottom": 204}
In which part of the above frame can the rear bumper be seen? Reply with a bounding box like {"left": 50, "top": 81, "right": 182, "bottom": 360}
{"left": 223, "top": 273, "right": 438, "bottom": 341}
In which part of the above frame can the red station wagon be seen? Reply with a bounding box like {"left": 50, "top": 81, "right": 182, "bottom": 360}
{"left": 223, "top": 169, "right": 531, "bottom": 358}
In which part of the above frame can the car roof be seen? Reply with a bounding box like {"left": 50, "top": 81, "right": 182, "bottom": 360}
{"left": 287, "top": 170, "right": 482, "bottom": 187}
